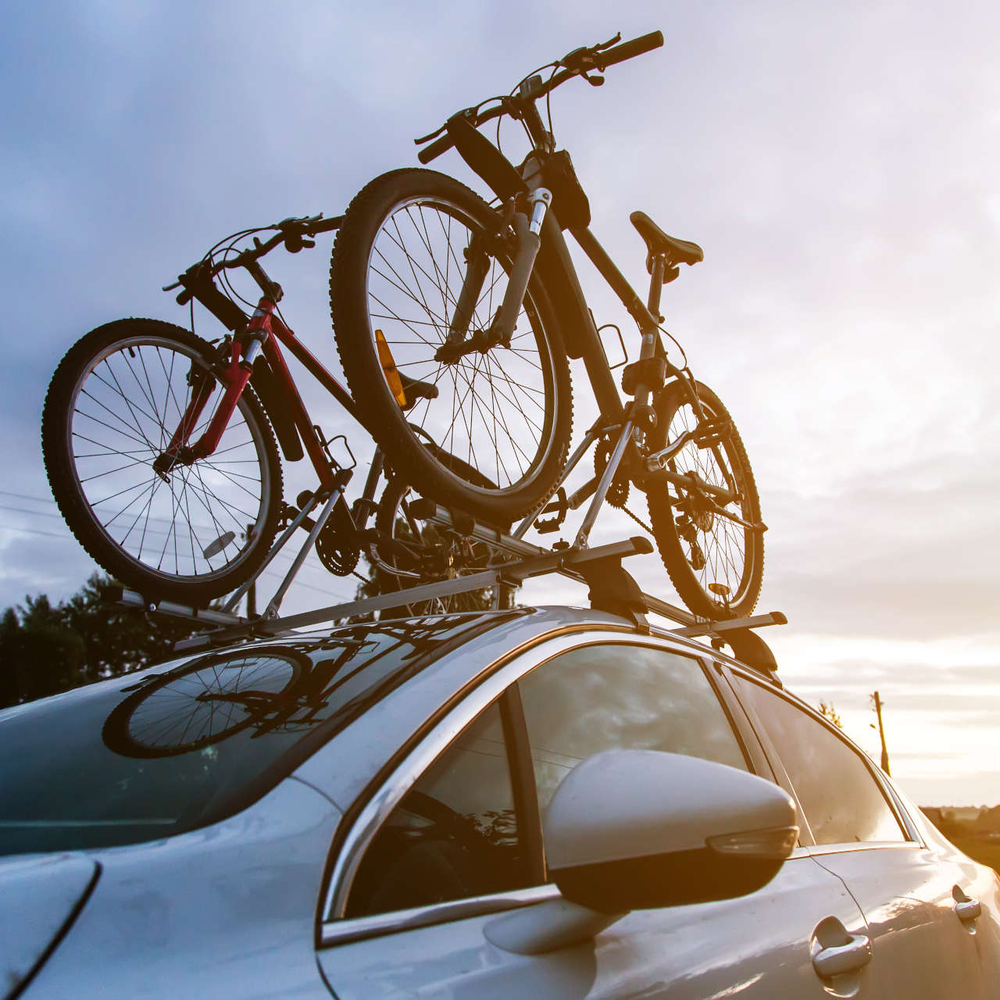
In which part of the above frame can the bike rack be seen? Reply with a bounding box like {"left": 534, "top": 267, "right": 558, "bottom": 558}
{"left": 115, "top": 527, "right": 786, "bottom": 658}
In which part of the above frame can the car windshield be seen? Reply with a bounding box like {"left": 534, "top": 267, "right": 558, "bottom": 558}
{"left": 0, "top": 613, "right": 499, "bottom": 856}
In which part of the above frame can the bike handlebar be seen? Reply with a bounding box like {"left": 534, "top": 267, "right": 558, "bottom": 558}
{"left": 415, "top": 29, "right": 663, "bottom": 163}
{"left": 595, "top": 30, "right": 663, "bottom": 69}
{"left": 170, "top": 213, "right": 343, "bottom": 320}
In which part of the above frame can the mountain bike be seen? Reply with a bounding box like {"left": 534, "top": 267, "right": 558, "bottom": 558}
{"left": 41, "top": 217, "right": 499, "bottom": 612}
{"left": 327, "top": 30, "right": 765, "bottom": 618}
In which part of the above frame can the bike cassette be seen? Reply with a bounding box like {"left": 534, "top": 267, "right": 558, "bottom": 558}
{"left": 594, "top": 439, "right": 630, "bottom": 508}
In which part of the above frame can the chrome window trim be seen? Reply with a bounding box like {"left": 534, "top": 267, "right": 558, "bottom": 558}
{"left": 320, "top": 629, "right": 728, "bottom": 928}
{"left": 804, "top": 841, "right": 920, "bottom": 857}
{"left": 320, "top": 885, "right": 561, "bottom": 947}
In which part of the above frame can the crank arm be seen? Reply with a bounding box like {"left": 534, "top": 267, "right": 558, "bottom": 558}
{"left": 640, "top": 468, "right": 739, "bottom": 506}
{"left": 644, "top": 429, "right": 698, "bottom": 472}
{"left": 693, "top": 499, "right": 768, "bottom": 533}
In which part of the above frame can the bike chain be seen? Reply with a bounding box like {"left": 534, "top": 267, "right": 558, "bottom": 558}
{"left": 621, "top": 502, "right": 653, "bottom": 537}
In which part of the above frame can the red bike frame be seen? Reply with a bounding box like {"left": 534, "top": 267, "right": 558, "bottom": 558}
{"left": 162, "top": 296, "right": 363, "bottom": 491}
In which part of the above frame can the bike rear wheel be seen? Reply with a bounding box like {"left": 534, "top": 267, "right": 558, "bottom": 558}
{"left": 42, "top": 318, "right": 283, "bottom": 604}
{"left": 646, "top": 379, "right": 764, "bottom": 619}
{"left": 329, "top": 168, "right": 573, "bottom": 525}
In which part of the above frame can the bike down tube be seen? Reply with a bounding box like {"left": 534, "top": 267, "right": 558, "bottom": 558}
{"left": 511, "top": 421, "right": 613, "bottom": 538}
{"left": 538, "top": 214, "right": 625, "bottom": 423}
{"left": 574, "top": 418, "right": 634, "bottom": 548}
{"left": 260, "top": 306, "right": 358, "bottom": 490}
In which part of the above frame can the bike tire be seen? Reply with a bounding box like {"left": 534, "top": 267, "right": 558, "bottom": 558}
{"left": 646, "top": 379, "right": 764, "bottom": 619}
{"left": 371, "top": 474, "right": 498, "bottom": 618}
{"left": 42, "top": 318, "right": 283, "bottom": 604}
{"left": 102, "top": 648, "right": 305, "bottom": 758}
{"left": 329, "top": 168, "right": 573, "bottom": 525}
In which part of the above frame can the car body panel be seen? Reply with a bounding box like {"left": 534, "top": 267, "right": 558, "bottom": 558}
{"left": 0, "top": 853, "right": 98, "bottom": 998}
{"left": 811, "top": 843, "right": 990, "bottom": 999}
{"left": 23, "top": 777, "right": 340, "bottom": 1000}
{"left": 317, "top": 853, "right": 867, "bottom": 999}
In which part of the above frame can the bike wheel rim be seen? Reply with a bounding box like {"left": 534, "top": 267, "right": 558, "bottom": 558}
{"left": 363, "top": 195, "right": 561, "bottom": 500}
{"left": 62, "top": 335, "right": 274, "bottom": 587}
{"left": 665, "top": 401, "right": 756, "bottom": 607}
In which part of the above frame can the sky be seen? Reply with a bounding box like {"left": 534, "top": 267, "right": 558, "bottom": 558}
{"left": 2, "top": 0, "right": 998, "bottom": 805}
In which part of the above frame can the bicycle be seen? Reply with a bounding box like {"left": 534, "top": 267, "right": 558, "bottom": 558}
{"left": 41, "top": 217, "right": 501, "bottom": 614}
{"left": 326, "top": 29, "right": 765, "bottom": 618}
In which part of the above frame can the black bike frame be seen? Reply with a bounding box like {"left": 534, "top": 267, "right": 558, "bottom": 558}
{"left": 445, "top": 128, "right": 672, "bottom": 426}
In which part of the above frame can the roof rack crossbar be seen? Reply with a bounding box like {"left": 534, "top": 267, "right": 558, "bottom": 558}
{"left": 115, "top": 524, "right": 786, "bottom": 656}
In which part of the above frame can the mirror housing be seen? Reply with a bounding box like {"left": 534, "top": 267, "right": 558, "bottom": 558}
{"left": 545, "top": 750, "right": 797, "bottom": 914}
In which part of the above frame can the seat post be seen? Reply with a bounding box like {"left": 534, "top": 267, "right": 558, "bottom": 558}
{"left": 647, "top": 254, "right": 666, "bottom": 319}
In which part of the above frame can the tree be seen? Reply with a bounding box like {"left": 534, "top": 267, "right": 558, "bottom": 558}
{"left": 0, "top": 573, "right": 196, "bottom": 710}
{"left": 818, "top": 700, "right": 844, "bottom": 729}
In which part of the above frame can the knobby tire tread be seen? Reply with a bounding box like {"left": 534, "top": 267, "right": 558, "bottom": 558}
{"left": 42, "top": 318, "right": 283, "bottom": 605}
{"left": 329, "top": 168, "right": 573, "bottom": 525}
{"left": 646, "top": 380, "right": 764, "bottom": 619}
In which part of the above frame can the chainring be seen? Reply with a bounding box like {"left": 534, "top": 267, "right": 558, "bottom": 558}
{"left": 594, "top": 439, "right": 630, "bottom": 508}
{"left": 315, "top": 503, "right": 361, "bottom": 577}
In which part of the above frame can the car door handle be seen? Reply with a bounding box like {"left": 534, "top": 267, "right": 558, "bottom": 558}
{"left": 955, "top": 898, "right": 981, "bottom": 922}
{"left": 812, "top": 933, "right": 873, "bottom": 978}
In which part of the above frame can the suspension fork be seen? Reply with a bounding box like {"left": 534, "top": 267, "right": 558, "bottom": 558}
{"left": 153, "top": 302, "right": 274, "bottom": 475}
{"left": 434, "top": 188, "right": 553, "bottom": 362}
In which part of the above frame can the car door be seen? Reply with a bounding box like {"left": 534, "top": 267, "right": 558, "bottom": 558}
{"left": 317, "top": 633, "right": 871, "bottom": 999}
{"left": 731, "top": 670, "right": 989, "bottom": 1000}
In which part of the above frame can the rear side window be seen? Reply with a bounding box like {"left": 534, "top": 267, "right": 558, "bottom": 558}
{"left": 734, "top": 676, "right": 905, "bottom": 845}
{"left": 518, "top": 643, "right": 748, "bottom": 812}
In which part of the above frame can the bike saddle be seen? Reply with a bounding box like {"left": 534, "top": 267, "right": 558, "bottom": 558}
{"left": 630, "top": 211, "right": 704, "bottom": 272}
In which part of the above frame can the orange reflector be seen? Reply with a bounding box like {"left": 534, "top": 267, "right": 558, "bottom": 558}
{"left": 375, "top": 329, "right": 407, "bottom": 409}
{"left": 708, "top": 582, "right": 731, "bottom": 597}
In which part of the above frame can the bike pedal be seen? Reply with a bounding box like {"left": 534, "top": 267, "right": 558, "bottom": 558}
{"left": 534, "top": 487, "right": 568, "bottom": 533}
{"left": 693, "top": 417, "right": 730, "bottom": 449}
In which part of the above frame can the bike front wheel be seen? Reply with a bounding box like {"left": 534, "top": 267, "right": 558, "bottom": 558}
{"left": 329, "top": 168, "right": 573, "bottom": 525}
{"left": 646, "top": 379, "right": 764, "bottom": 619}
{"left": 42, "top": 318, "right": 283, "bottom": 604}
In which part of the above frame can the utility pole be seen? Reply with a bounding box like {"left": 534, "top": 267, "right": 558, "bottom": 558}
{"left": 871, "top": 690, "right": 890, "bottom": 775}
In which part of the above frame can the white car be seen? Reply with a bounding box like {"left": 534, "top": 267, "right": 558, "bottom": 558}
{"left": 2, "top": 606, "right": 998, "bottom": 998}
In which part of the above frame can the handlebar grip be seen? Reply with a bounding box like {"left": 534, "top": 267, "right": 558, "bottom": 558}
{"left": 599, "top": 30, "right": 663, "bottom": 68}
{"left": 418, "top": 132, "right": 455, "bottom": 164}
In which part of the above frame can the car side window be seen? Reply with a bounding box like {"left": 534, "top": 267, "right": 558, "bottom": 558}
{"left": 346, "top": 700, "right": 530, "bottom": 917}
{"left": 517, "top": 643, "right": 748, "bottom": 814}
{"left": 734, "top": 676, "right": 906, "bottom": 845}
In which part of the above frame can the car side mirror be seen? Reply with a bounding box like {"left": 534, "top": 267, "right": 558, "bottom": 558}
{"left": 546, "top": 749, "right": 798, "bottom": 914}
